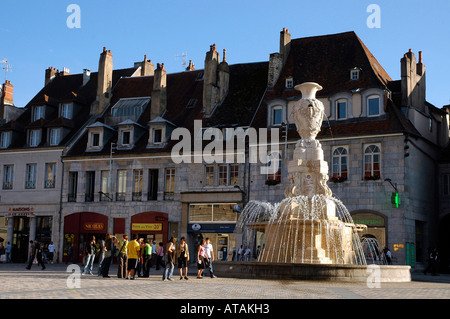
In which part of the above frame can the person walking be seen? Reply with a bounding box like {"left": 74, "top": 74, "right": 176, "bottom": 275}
{"left": 26, "top": 240, "right": 46, "bottom": 270}
{"left": 196, "top": 239, "right": 208, "bottom": 279}
{"left": 383, "top": 246, "right": 392, "bottom": 265}
{"left": 101, "top": 234, "right": 117, "bottom": 278}
{"left": 126, "top": 234, "right": 142, "bottom": 280}
{"left": 48, "top": 241, "right": 55, "bottom": 264}
{"left": 5, "top": 241, "right": 12, "bottom": 263}
{"left": 117, "top": 235, "right": 128, "bottom": 278}
{"left": 204, "top": 238, "right": 216, "bottom": 278}
{"left": 150, "top": 240, "right": 158, "bottom": 268}
{"left": 142, "top": 238, "right": 152, "bottom": 278}
{"left": 162, "top": 237, "right": 176, "bottom": 281}
{"left": 237, "top": 245, "right": 243, "bottom": 261}
{"left": 97, "top": 237, "right": 105, "bottom": 276}
{"left": 82, "top": 236, "right": 96, "bottom": 275}
{"left": 176, "top": 237, "right": 189, "bottom": 280}
{"left": 156, "top": 242, "right": 165, "bottom": 270}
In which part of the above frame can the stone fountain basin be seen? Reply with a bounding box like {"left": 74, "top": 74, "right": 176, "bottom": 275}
{"left": 213, "top": 261, "right": 411, "bottom": 282}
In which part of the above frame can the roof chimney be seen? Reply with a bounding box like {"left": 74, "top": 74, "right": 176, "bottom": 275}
{"left": 186, "top": 60, "right": 195, "bottom": 71}
{"left": 90, "top": 47, "right": 113, "bottom": 115}
{"left": 203, "top": 44, "right": 220, "bottom": 114}
{"left": 1, "top": 80, "right": 14, "bottom": 106}
{"left": 45, "top": 67, "right": 57, "bottom": 86}
{"left": 280, "top": 28, "right": 291, "bottom": 64}
{"left": 151, "top": 63, "right": 167, "bottom": 119}
{"left": 141, "top": 54, "right": 155, "bottom": 76}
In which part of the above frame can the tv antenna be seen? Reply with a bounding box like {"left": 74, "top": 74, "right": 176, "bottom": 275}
{"left": 0, "top": 59, "right": 12, "bottom": 83}
{"left": 175, "top": 52, "right": 188, "bottom": 70}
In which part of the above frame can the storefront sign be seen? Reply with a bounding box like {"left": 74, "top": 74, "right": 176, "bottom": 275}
{"left": 192, "top": 224, "right": 202, "bottom": 231}
{"left": 188, "top": 223, "right": 236, "bottom": 233}
{"left": 83, "top": 222, "right": 105, "bottom": 231}
{"left": 132, "top": 223, "right": 162, "bottom": 231}
{"left": 6, "top": 207, "right": 34, "bottom": 217}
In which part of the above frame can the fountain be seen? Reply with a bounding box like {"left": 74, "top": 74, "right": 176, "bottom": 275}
{"left": 214, "top": 82, "right": 411, "bottom": 282}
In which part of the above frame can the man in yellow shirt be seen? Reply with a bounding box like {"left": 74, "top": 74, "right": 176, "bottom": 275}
{"left": 126, "top": 234, "right": 144, "bottom": 280}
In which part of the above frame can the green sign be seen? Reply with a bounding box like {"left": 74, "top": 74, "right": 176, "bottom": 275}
{"left": 406, "top": 242, "right": 415, "bottom": 267}
{"left": 391, "top": 192, "right": 400, "bottom": 208}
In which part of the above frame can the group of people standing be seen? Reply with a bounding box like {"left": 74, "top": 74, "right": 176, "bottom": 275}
{"left": 162, "top": 237, "right": 217, "bottom": 281}
{"left": 76, "top": 234, "right": 217, "bottom": 281}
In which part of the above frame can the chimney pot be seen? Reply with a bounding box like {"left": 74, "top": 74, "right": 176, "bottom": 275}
{"left": 419, "top": 51, "right": 423, "bottom": 63}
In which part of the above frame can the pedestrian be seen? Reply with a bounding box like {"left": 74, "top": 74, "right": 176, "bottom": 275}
{"left": 232, "top": 246, "right": 236, "bottom": 261}
{"left": 204, "top": 238, "right": 216, "bottom": 278}
{"left": 237, "top": 245, "right": 243, "bottom": 261}
{"left": 156, "top": 242, "right": 165, "bottom": 270}
{"left": 196, "top": 239, "right": 209, "bottom": 279}
{"left": 42, "top": 243, "right": 49, "bottom": 264}
{"left": 5, "top": 241, "right": 11, "bottom": 263}
{"left": 97, "top": 237, "right": 105, "bottom": 276}
{"left": 176, "top": 237, "right": 189, "bottom": 280}
{"left": 66, "top": 243, "right": 76, "bottom": 264}
{"left": 48, "top": 241, "right": 56, "bottom": 264}
{"left": 424, "top": 247, "right": 439, "bottom": 275}
{"left": 244, "top": 247, "right": 251, "bottom": 261}
{"left": 142, "top": 238, "right": 152, "bottom": 278}
{"left": 26, "top": 240, "right": 45, "bottom": 270}
{"left": 101, "top": 234, "right": 117, "bottom": 278}
{"left": 150, "top": 240, "right": 158, "bottom": 268}
{"left": 0, "top": 243, "right": 5, "bottom": 263}
{"left": 82, "top": 236, "right": 96, "bottom": 275}
{"left": 126, "top": 234, "right": 143, "bottom": 280}
{"left": 117, "top": 235, "right": 128, "bottom": 278}
{"left": 383, "top": 246, "right": 392, "bottom": 265}
{"left": 163, "top": 237, "right": 176, "bottom": 281}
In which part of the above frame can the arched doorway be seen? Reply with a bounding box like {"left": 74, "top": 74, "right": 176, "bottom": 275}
{"left": 438, "top": 214, "right": 450, "bottom": 273}
{"left": 63, "top": 212, "right": 108, "bottom": 263}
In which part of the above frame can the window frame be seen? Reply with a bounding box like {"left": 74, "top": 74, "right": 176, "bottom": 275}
{"left": 49, "top": 128, "right": 61, "bottom": 146}
{"left": 29, "top": 129, "right": 41, "bottom": 147}
{"left": 44, "top": 162, "right": 56, "bottom": 188}
{"left": 336, "top": 99, "right": 348, "bottom": 120}
{"left": 2, "top": 164, "right": 14, "bottom": 190}
{"left": 33, "top": 105, "right": 45, "bottom": 122}
{"left": 363, "top": 144, "right": 381, "bottom": 180}
{"left": 0, "top": 131, "right": 11, "bottom": 148}
{"left": 271, "top": 106, "right": 283, "bottom": 127}
{"left": 367, "top": 95, "right": 381, "bottom": 117}
{"left": 60, "top": 103, "right": 73, "bottom": 119}
{"left": 331, "top": 147, "right": 348, "bottom": 180}
{"left": 25, "top": 163, "right": 37, "bottom": 189}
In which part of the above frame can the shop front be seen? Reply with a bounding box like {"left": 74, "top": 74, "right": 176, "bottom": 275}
{"left": 63, "top": 212, "right": 108, "bottom": 263}
{"left": 351, "top": 210, "right": 387, "bottom": 248}
{"left": 187, "top": 203, "right": 241, "bottom": 261}
{"left": 130, "top": 212, "right": 168, "bottom": 245}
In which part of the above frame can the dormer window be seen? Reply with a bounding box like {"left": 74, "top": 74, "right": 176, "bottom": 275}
{"left": 153, "top": 128, "right": 162, "bottom": 144}
{"left": 367, "top": 95, "right": 380, "bottom": 116}
{"left": 272, "top": 106, "right": 283, "bottom": 126}
{"left": 336, "top": 99, "right": 347, "bottom": 120}
{"left": 285, "top": 77, "right": 294, "bottom": 89}
{"left": 49, "top": 128, "right": 61, "bottom": 146}
{"left": 29, "top": 129, "right": 41, "bottom": 147}
{"left": 33, "top": 106, "right": 45, "bottom": 121}
{"left": 122, "top": 131, "right": 131, "bottom": 145}
{"left": 0, "top": 131, "right": 11, "bottom": 148}
{"left": 350, "top": 68, "right": 361, "bottom": 81}
{"left": 91, "top": 132, "right": 100, "bottom": 147}
{"left": 60, "top": 103, "right": 73, "bottom": 119}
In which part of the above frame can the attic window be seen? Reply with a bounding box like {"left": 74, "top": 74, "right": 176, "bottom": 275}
{"left": 153, "top": 129, "right": 162, "bottom": 144}
{"left": 122, "top": 131, "right": 131, "bottom": 145}
{"left": 285, "top": 77, "right": 294, "bottom": 89}
{"left": 91, "top": 133, "right": 100, "bottom": 147}
{"left": 187, "top": 99, "right": 198, "bottom": 108}
{"left": 350, "top": 69, "right": 360, "bottom": 81}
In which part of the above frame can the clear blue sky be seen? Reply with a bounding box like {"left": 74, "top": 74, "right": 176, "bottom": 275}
{"left": 1, "top": 0, "right": 450, "bottom": 108}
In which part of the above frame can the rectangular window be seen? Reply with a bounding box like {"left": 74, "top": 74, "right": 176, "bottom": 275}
{"left": 100, "top": 170, "right": 111, "bottom": 201}
{"left": 25, "top": 164, "right": 37, "bottom": 189}
{"left": 229, "top": 164, "right": 239, "bottom": 185}
{"left": 189, "top": 203, "right": 239, "bottom": 223}
{"left": 122, "top": 131, "right": 131, "bottom": 145}
{"left": 44, "top": 163, "right": 56, "bottom": 188}
{"left": 33, "top": 106, "right": 44, "bottom": 121}
{"left": 164, "top": 168, "right": 175, "bottom": 200}
{"left": 0, "top": 131, "right": 11, "bottom": 148}
{"left": 205, "top": 165, "right": 215, "bottom": 186}
{"left": 153, "top": 129, "right": 162, "bottom": 144}
{"left": 337, "top": 101, "right": 347, "bottom": 120}
{"left": 91, "top": 133, "right": 100, "bottom": 147}
{"left": 364, "top": 145, "right": 381, "bottom": 180}
{"left": 218, "top": 165, "right": 228, "bottom": 185}
{"left": 368, "top": 97, "right": 380, "bottom": 116}
{"left": 29, "top": 130, "right": 41, "bottom": 147}
{"left": 85, "top": 171, "right": 95, "bottom": 202}
{"left": 116, "top": 170, "right": 127, "bottom": 201}
{"left": 68, "top": 172, "right": 78, "bottom": 202}
{"left": 133, "top": 169, "right": 143, "bottom": 201}
{"left": 49, "top": 128, "right": 61, "bottom": 146}
{"left": 272, "top": 107, "right": 282, "bottom": 126}
{"left": 3, "top": 165, "right": 13, "bottom": 190}
{"left": 148, "top": 169, "right": 159, "bottom": 200}
{"left": 60, "top": 103, "right": 73, "bottom": 119}
{"left": 331, "top": 147, "right": 348, "bottom": 180}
